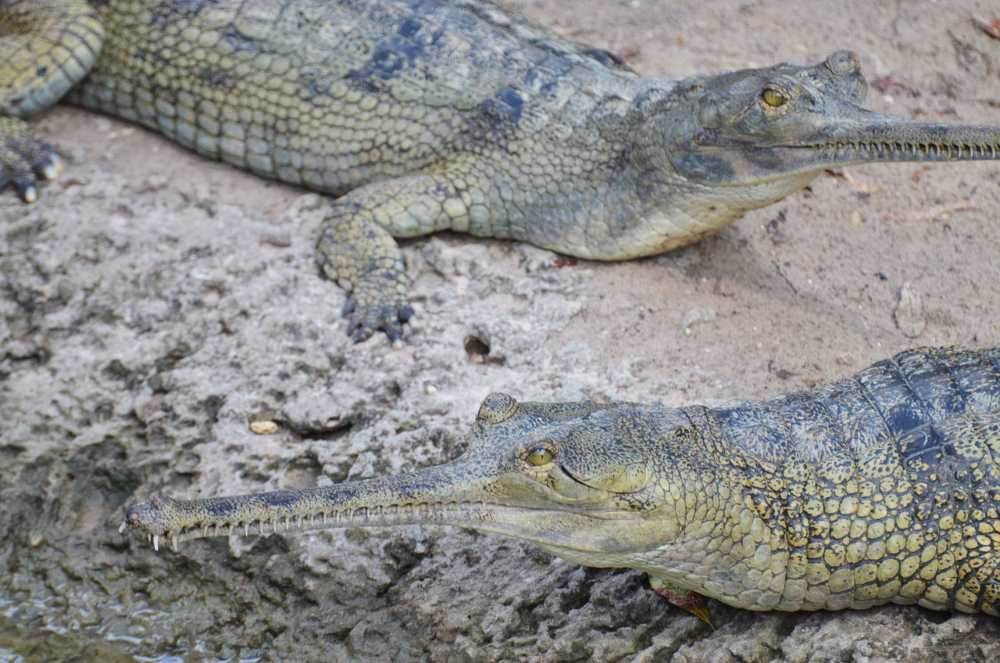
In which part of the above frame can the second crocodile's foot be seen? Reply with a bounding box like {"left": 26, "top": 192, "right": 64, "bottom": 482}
{"left": 341, "top": 284, "right": 415, "bottom": 344}
{"left": 316, "top": 199, "right": 418, "bottom": 344}
{"left": 1, "top": 116, "right": 61, "bottom": 203}
{"left": 649, "top": 576, "right": 714, "bottom": 626}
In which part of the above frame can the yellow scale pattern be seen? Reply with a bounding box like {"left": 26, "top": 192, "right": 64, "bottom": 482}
{"left": 686, "top": 411, "right": 1000, "bottom": 614}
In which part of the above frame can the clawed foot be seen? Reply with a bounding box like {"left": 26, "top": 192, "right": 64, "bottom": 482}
{"left": 316, "top": 202, "right": 417, "bottom": 344}
{"left": 342, "top": 290, "right": 415, "bottom": 343}
{"left": 1, "top": 117, "right": 61, "bottom": 203}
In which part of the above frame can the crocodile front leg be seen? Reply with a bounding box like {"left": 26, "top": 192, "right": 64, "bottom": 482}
{"left": 0, "top": 0, "right": 104, "bottom": 201}
{"left": 317, "top": 173, "right": 476, "bottom": 342}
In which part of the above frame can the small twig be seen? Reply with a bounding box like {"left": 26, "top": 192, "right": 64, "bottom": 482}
{"left": 827, "top": 169, "right": 885, "bottom": 194}
{"left": 881, "top": 201, "right": 978, "bottom": 223}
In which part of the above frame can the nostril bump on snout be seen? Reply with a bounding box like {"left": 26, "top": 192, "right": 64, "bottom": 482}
{"left": 826, "top": 50, "right": 860, "bottom": 77}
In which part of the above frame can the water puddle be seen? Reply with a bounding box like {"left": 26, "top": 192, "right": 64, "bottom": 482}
{"left": 0, "top": 596, "right": 262, "bottom": 662}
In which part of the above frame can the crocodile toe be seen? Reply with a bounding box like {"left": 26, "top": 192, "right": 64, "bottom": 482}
{"left": 1, "top": 116, "right": 60, "bottom": 203}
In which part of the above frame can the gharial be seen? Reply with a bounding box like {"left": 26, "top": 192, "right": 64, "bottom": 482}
{"left": 3, "top": 1, "right": 1000, "bottom": 342}
{"left": 123, "top": 346, "right": 1000, "bottom": 618}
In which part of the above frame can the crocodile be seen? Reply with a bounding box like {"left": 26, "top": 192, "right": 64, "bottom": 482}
{"left": 122, "top": 346, "right": 1000, "bottom": 617}
{"left": 3, "top": 1, "right": 1000, "bottom": 342}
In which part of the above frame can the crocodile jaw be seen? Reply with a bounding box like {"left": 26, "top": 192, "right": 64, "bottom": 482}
{"left": 767, "top": 115, "right": 1000, "bottom": 176}
{"left": 675, "top": 114, "right": 1000, "bottom": 189}
{"left": 119, "top": 458, "right": 660, "bottom": 560}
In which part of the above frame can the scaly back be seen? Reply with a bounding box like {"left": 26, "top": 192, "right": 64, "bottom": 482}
{"left": 704, "top": 347, "right": 1000, "bottom": 469}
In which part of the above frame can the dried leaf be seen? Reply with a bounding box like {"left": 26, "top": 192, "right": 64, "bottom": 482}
{"left": 616, "top": 46, "right": 642, "bottom": 61}
{"left": 910, "top": 165, "right": 930, "bottom": 183}
{"left": 972, "top": 16, "right": 1000, "bottom": 40}
{"left": 871, "top": 76, "right": 920, "bottom": 98}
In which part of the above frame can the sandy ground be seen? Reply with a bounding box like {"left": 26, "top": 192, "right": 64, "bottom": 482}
{"left": 2, "top": 0, "right": 999, "bottom": 661}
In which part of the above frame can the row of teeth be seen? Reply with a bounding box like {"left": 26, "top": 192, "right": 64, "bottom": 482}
{"left": 118, "top": 501, "right": 480, "bottom": 552}
{"left": 119, "top": 511, "right": 366, "bottom": 552}
{"left": 822, "top": 141, "right": 999, "bottom": 159}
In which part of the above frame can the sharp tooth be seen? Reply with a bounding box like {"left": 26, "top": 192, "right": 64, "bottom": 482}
{"left": 244, "top": 523, "right": 250, "bottom": 536}
{"left": 153, "top": 535, "right": 160, "bottom": 552}
{"left": 42, "top": 159, "right": 61, "bottom": 181}
{"left": 118, "top": 522, "right": 127, "bottom": 534}
{"left": 171, "top": 535, "right": 178, "bottom": 552}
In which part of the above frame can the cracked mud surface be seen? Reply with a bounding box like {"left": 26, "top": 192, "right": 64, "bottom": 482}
{"left": 2, "top": 1, "right": 999, "bottom": 661}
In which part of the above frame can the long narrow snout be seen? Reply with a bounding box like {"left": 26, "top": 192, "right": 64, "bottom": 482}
{"left": 120, "top": 461, "right": 495, "bottom": 552}
{"left": 802, "top": 112, "right": 1000, "bottom": 164}
{"left": 120, "top": 458, "right": 637, "bottom": 555}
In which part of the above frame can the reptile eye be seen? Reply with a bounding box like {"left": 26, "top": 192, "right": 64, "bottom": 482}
{"left": 525, "top": 446, "right": 554, "bottom": 467}
{"left": 761, "top": 88, "right": 787, "bottom": 108}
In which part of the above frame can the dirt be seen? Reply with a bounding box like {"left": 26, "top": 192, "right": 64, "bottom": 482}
{"left": 2, "top": 0, "right": 999, "bottom": 661}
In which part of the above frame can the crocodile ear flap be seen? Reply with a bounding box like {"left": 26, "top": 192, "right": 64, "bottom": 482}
{"left": 477, "top": 393, "right": 519, "bottom": 425}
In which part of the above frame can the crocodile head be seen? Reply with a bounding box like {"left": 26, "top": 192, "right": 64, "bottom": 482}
{"left": 120, "top": 393, "right": 705, "bottom": 569}
{"left": 660, "top": 50, "right": 1000, "bottom": 204}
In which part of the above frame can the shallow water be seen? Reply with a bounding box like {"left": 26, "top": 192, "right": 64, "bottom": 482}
{"left": 0, "top": 596, "right": 264, "bottom": 662}
{"left": 0, "top": 611, "right": 140, "bottom": 662}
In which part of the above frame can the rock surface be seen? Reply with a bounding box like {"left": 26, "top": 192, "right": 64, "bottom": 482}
{"left": 2, "top": 0, "right": 1000, "bottom": 660}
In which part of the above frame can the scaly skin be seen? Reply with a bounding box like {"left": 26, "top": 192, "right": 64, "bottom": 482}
{"left": 3, "top": 2, "right": 1000, "bottom": 340}
{"left": 122, "top": 347, "right": 1000, "bottom": 616}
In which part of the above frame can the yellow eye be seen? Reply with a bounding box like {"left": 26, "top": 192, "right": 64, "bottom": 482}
{"left": 761, "top": 88, "right": 787, "bottom": 108}
{"left": 525, "top": 447, "right": 554, "bottom": 466}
